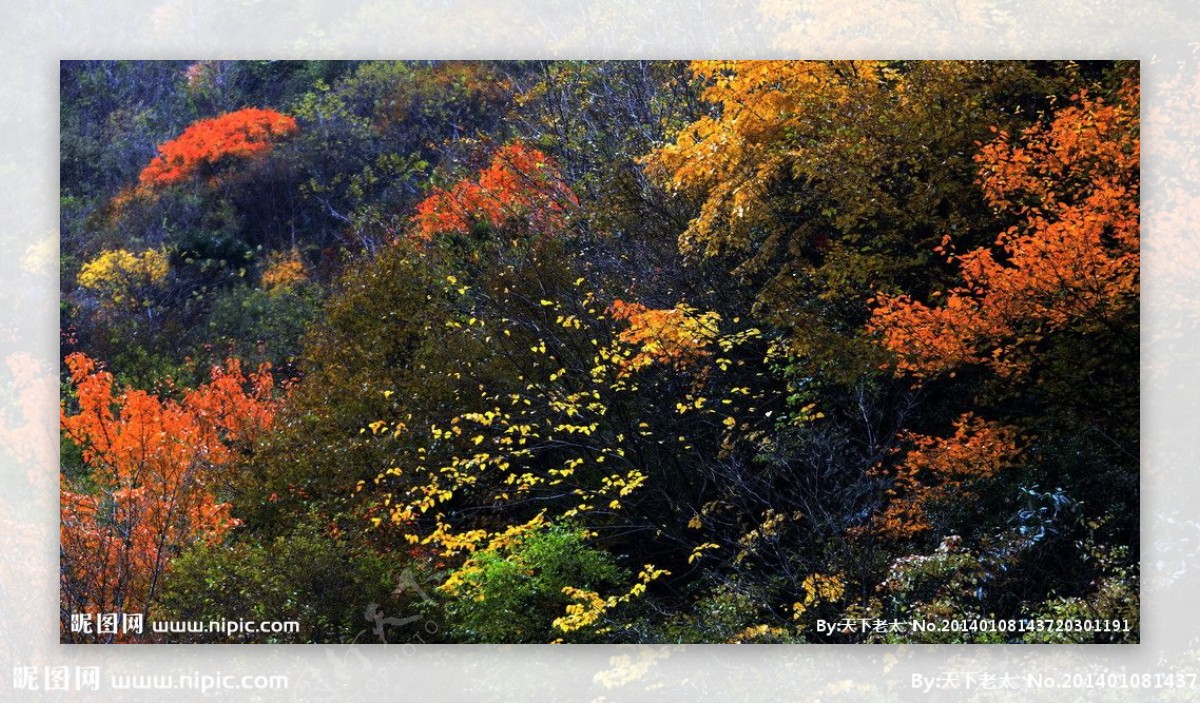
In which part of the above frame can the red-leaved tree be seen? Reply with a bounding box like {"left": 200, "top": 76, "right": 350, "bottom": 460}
{"left": 137, "top": 107, "right": 298, "bottom": 188}
{"left": 60, "top": 353, "right": 277, "bottom": 641}
{"left": 411, "top": 142, "right": 578, "bottom": 241}
{"left": 865, "top": 77, "right": 1139, "bottom": 538}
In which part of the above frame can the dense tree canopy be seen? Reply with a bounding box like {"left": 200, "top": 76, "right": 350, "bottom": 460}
{"left": 61, "top": 60, "right": 1138, "bottom": 644}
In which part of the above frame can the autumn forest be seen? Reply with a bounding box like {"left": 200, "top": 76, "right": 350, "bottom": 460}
{"left": 60, "top": 60, "right": 1139, "bottom": 643}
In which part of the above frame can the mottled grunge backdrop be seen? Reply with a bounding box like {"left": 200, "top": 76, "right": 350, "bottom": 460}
{"left": 1, "top": 0, "right": 1197, "bottom": 700}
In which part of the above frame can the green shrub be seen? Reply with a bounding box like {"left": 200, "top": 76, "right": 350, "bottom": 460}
{"left": 440, "top": 523, "right": 627, "bottom": 643}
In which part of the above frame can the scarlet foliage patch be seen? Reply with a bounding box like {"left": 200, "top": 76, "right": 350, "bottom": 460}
{"left": 867, "top": 414, "right": 1022, "bottom": 539}
{"left": 137, "top": 107, "right": 298, "bottom": 187}
{"left": 60, "top": 353, "right": 277, "bottom": 627}
{"left": 411, "top": 143, "right": 578, "bottom": 241}
{"left": 869, "top": 80, "right": 1139, "bottom": 379}
{"left": 863, "top": 77, "right": 1138, "bottom": 540}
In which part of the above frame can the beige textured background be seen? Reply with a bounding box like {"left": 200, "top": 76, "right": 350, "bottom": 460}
{"left": 1, "top": 1, "right": 1195, "bottom": 700}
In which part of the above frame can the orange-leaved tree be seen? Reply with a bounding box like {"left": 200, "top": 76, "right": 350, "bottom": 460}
{"left": 638, "top": 60, "right": 1086, "bottom": 383}
{"left": 870, "top": 79, "right": 1139, "bottom": 379}
{"left": 608, "top": 299, "right": 721, "bottom": 377}
{"left": 60, "top": 353, "right": 277, "bottom": 640}
{"left": 867, "top": 414, "right": 1022, "bottom": 539}
{"left": 865, "top": 75, "right": 1139, "bottom": 538}
{"left": 642, "top": 60, "right": 894, "bottom": 260}
{"left": 136, "top": 107, "right": 298, "bottom": 188}
{"left": 411, "top": 142, "right": 578, "bottom": 241}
